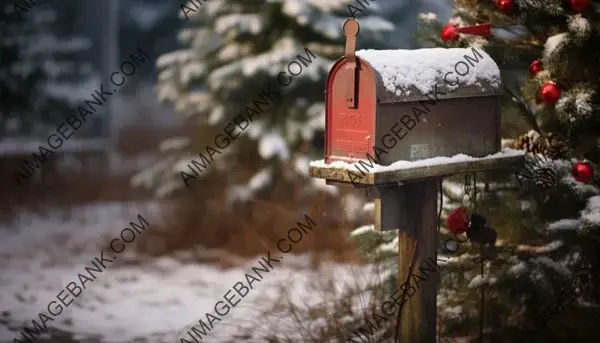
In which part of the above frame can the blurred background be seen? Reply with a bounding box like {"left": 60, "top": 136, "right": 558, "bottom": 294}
{"left": 1, "top": 0, "right": 599, "bottom": 342}
{"left": 0, "top": 1, "right": 452, "bottom": 342}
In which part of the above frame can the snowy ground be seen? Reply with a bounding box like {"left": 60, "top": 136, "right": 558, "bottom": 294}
{"left": 0, "top": 202, "right": 377, "bottom": 343}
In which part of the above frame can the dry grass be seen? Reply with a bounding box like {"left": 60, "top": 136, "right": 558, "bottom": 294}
{"left": 0, "top": 126, "right": 179, "bottom": 224}
{"left": 135, "top": 171, "right": 364, "bottom": 267}
{"left": 0, "top": 125, "right": 364, "bottom": 267}
{"left": 0, "top": 128, "right": 169, "bottom": 220}
{"left": 0, "top": 155, "right": 139, "bottom": 221}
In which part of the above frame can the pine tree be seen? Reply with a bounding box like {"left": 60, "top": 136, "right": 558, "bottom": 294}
{"left": 144, "top": 0, "right": 397, "bottom": 198}
{"left": 0, "top": 4, "right": 44, "bottom": 136}
{"left": 1, "top": 1, "right": 96, "bottom": 138}
{"left": 410, "top": 1, "right": 600, "bottom": 341}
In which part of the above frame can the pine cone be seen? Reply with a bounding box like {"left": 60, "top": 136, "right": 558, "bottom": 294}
{"left": 514, "top": 131, "right": 545, "bottom": 154}
{"left": 542, "top": 133, "right": 569, "bottom": 160}
{"left": 515, "top": 131, "right": 570, "bottom": 160}
{"left": 533, "top": 167, "right": 558, "bottom": 189}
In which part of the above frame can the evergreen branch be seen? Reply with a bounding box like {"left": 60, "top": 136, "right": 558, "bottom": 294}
{"left": 485, "top": 43, "right": 542, "bottom": 50}
{"left": 505, "top": 85, "right": 542, "bottom": 133}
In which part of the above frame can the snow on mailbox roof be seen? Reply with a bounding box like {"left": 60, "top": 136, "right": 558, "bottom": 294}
{"left": 355, "top": 47, "right": 502, "bottom": 103}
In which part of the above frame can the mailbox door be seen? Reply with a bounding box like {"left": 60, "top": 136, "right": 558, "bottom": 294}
{"left": 325, "top": 58, "right": 377, "bottom": 163}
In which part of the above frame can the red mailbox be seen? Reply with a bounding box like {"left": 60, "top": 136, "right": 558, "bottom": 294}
{"left": 325, "top": 19, "right": 503, "bottom": 166}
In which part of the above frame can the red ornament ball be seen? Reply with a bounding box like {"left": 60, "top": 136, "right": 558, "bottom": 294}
{"left": 540, "top": 82, "right": 561, "bottom": 105}
{"left": 530, "top": 60, "right": 543, "bottom": 76}
{"left": 572, "top": 161, "right": 594, "bottom": 183}
{"left": 447, "top": 206, "right": 469, "bottom": 234}
{"left": 570, "top": 0, "right": 589, "bottom": 13}
{"left": 496, "top": 0, "right": 514, "bottom": 14}
{"left": 441, "top": 24, "right": 459, "bottom": 42}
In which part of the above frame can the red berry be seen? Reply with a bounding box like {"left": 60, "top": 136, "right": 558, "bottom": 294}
{"left": 539, "top": 82, "right": 561, "bottom": 105}
{"left": 570, "top": 0, "right": 589, "bottom": 13}
{"left": 447, "top": 207, "right": 469, "bottom": 234}
{"left": 497, "top": 0, "right": 514, "bottom": 14}
{"left": 441, "top": 24, "right": 459, "bottom": 42}
{"left": 572, "top": 161, "right": 594, "bottom": 184}
{"left": 529, "top": 60, "right": 543, "bottom": 76}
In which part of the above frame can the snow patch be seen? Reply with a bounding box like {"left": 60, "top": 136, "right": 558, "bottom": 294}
{"left": 418, "top": 12, "right": 437, "bottom": 22}
{"left": 342, "top": 194, "right": 364, "bottom": 221}
{"left": 442, "top": 306, "right": 464, "bottom": 320}
{"left": 517, "top": 240, "right": 563, "bottom": 254}
{"left": 468, "top": 274, "right": 495, "bottom": 288}
{"left": 247, "top": 120, "right": 265, "bottom": 139}
{"left": 547, "top": 219, "right": 579, "bottom": 232}
{"left": 521, "top": 200, "right": 533, "bottom": 211}
{"left": 562, "top": 172, "right": 600, "bottom": 197}
{"left": 310, "top": 178, "right": 339, "bottom": 195}
{"left": 534, "top": 256, "right": 572, "bottom": 277}
{"left": 544, "top": 33, "right": 567, "bottom": 58}
{"left": 280, "top": 0, "right": 392, "bottom": 40}
{"left": 215, "top": 14, "right": 264, "bottom": 36}
{"left": 568, "top": 14, "right": 590, "bottom": 37}
{"left": 350, "top": 225, "right": 375, "bottom": 237}
{"left": 355, "top": 48, "right": 501, "bottom": 96}
{"left": 442, "top": 181, "right": 464, "bottom": 199}
{"left": 363, "top": 202, "right": 375, "bottom": 214}
{"left": 310, "top": 149, "right": 524, "bottom": 173}
{"left": 294, "top": 155, "right": 311, "bottom": 176}
{"left": 377, "top": 236, "right": 398, "bottom": 253}
{"left": 574, "top": 90, "right": 594, "bottom": 116}
{"left": 258, "top": 131, "right": 290, "bottom": 160}
{"left": 508, "top": 262, "right": 528, "bottom": 275}
{"left": 208, "top": 105, "right": 225, "bottom": 125}
{"left": 248, "top": 168, "right": 273, "bottom": 191}
{"left": 580, "top": 195, "right": 600, "bottom": 225}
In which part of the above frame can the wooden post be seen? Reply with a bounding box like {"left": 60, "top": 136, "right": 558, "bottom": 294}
{"left": 390, "top": 179, "right": 439, "bottom": 343}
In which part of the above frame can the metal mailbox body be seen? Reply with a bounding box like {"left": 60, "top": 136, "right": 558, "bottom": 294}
{"left": 324, "top": 50, "right": 503, "bottom": 166}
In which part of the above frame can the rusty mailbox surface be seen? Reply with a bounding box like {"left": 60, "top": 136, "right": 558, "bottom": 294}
{"left": 324, "top": 25, "right": 503, "bottom": 167}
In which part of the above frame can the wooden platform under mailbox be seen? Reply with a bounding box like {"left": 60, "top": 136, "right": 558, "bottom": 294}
{"left": 310, "top": 152, "right": 524, "bottom": 186}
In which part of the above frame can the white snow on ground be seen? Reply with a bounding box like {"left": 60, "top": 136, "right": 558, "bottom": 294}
{"left": 0, "top": 202, "right": 376, "bottom": 343}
